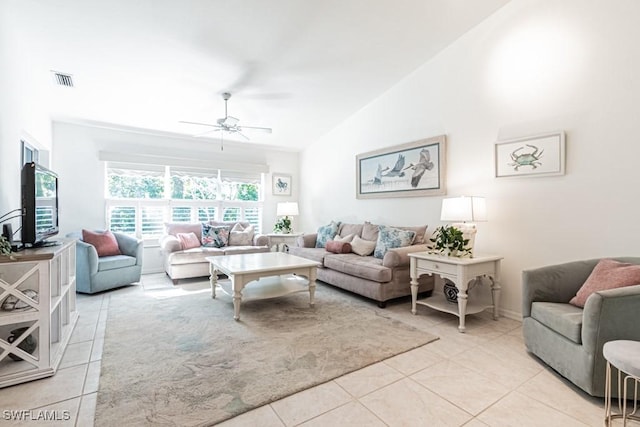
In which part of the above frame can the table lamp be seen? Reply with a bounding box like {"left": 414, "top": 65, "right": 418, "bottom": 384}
{"left": 275, "top": 202, "right": 299, "bottom": 234}
{"left": 440, "top": 196, "right": 487, "bottom": 256}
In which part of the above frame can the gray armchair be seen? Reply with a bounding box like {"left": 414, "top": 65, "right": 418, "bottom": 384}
{"left": 68, "top": 231, "right": 143, "bottom": 294}
{"left": 522, "top": 257, "right": 640, "bottom": 397}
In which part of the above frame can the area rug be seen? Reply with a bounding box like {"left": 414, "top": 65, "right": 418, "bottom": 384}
{"left": 95, "top": 280, "right": 438, "bottom": 426}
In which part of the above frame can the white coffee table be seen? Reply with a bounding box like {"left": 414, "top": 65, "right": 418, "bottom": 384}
{"left": 206, "top": 252, "right": 320, "bottom": 320}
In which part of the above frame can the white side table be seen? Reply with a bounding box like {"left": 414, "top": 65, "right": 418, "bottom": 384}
{"left": 409, "top": 252, "right": 503, "bottom": 333}
{"left": 265, "top": 233, "right": 303, "bottom": 252}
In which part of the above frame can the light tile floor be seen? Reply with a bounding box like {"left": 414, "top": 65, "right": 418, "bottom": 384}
{"left": 0, "top": 274, "right": 619, "bottom": 426}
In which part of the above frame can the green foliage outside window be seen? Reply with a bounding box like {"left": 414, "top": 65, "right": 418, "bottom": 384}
{"left": 171, "top": 176, "right": 218, "bottom": 200}
{"left": 108, "top": 169, "right": 258, "bottom": 201}
{"left": 236, "top": 184, "right": 258, "bottom": 201}
{"left": 108, "top": 175, "right": 164, "bottom": 199}
{"left": 219, "top": 182, "right": 259, "bottom": 201}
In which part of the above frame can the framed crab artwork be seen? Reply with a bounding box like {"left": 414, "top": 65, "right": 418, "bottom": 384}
{"left": 494, "top": 131, "right": 565, "bottom": 178}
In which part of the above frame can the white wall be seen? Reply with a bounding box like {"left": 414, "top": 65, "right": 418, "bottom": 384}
{"left": 52, "top": 122, "right": 299, "bottom": 247}
{"left": 299, "top": 0, "right": 640, "bottom": 319}
{"left": 0, "top": 3, "right": 54, "bottom": 233}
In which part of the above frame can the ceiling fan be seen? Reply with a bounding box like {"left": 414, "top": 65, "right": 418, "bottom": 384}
{"left": 180, "top": 92, "right": 272, "bottom": 141}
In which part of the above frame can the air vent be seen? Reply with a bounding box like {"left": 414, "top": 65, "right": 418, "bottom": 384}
{"left": 51, "top": 71, "right": 74, "bottom": 87}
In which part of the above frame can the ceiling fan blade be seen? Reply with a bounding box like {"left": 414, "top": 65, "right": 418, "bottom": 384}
{"left": 240, "top": 92, "right": 292, "bottom": 100}
{"left": 237, "top": 131, "right": 250, "bottom": 141}
{"left": 179, "top": 120, "right": 219, "bottom": 128}
{"left": 193, "top": 128, "right": 222, "bottom": 138}
{"left": 239, "top": 125, "right": 272, "bottom": 133}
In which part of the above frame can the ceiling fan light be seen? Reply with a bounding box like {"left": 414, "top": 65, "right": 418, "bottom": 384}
{"left": 223, "top": 116, "right": 239, "bottom": 127}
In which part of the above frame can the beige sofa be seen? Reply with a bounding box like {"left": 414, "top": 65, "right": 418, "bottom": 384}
{"left": 289, "top": 222, "right": 433, "bottom": 307}
{"left": 159, "top": 221, "right": 269, "bottom": 284}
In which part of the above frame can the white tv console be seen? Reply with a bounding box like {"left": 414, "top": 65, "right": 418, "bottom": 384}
{"left": 0, "top": 239, "right": 78, "bottom": 387}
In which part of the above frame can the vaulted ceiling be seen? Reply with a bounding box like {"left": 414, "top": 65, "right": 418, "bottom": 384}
{"left": 18, "top": 0, "right": 510, "bottom": 150}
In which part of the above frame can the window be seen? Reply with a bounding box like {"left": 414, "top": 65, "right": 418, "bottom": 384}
{"left": 197, "top": 207, "right": 217, "bottom": 222}
{"left": 141, "top": 206, "right": 164, "bottom": 236}
{"left": 243, "top": 207, "right": 261, "bottom": 230}
{"left": 105, "top": 164, "right": 263, "bottom": 240}
{"left": 222, "top": 206, "right": 241, "bottom": 222}
{"left": 107, "top": 164, "right": 164, "bottom": 199}
{"left": 171, "top": 206, "right": 192, "bottom": 223}
{"left": 171, "top": 175, "right": 218, "bottom": 200}
{"left": 108, "top": 206, "right": 136, "bottom": 234}
{"left": 21, "top": 140, "right": 39, "bottom": 165}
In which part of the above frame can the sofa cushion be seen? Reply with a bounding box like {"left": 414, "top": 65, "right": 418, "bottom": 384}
{"left": 288, "top": 247, "right": 328, "bottom": 266}
{"left": 569, "top": 259, "right": 640, "bottom": 307}
{"left": 362, "top": 222, "right": 379, "bottom": 241}
{"left": 374, "top": 225, "right": 416, "bottom": 259}
{"left": 324, "top": 254, "right": 392, "bottom": 282}
{"left": 168, "top": 247, "right": 225, "bottom": 265}
{"left": 338, "top": 223, "right": 363, "bottom": 239}
{"left": 202, "top": 224, "right": 230, "bottom": 248}
{"left": 394, "top": 225, "right": 428, "bottom": 244}
{"left": 82, "top": 229, "right": 121, "bottom": 257}
{"left": 210, "top": 220, "right": 251, "bottom": 229}
{"left": 165, "top": 222, "right": 202, "bottom": 240}
{"left": 333, "top": 233, "right": 355, "bottom": 243}
{"left": 177, "top": 232, "right": 201, "bottom": 250}
{"left": 351, "top": 235, "right": 376, "bottom": 256}
{"left": 229, "top": 223, "right": 254, "bottom": 246}
{"left": 98, "top": 254, "right": 136, "bottom": 272}
{"left": 326, "top": 241, "right": 352, "bottom": 254}
{"left": 316, "top": 221, "right": 340, "bottom": 248}
{"left": 531, "top": 302, "right": 583, "bottom": 344}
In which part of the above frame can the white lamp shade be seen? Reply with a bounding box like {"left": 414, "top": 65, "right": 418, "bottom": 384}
{"left": 440, "top": 196, "right": 487, "bottom": 222}
{"left": 277, "top": 202, "right": 299, "bottom": 216}
{"left": 471, "top": 197, "right": 487, "bottom": 221}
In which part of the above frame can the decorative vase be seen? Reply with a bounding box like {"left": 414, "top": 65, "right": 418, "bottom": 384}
{"left": 443, "top": 248, "right": 459, "bottom": 257}
{"left": 7, "top": 327, "right": 37, "bottom": 361}
{"left": 443, "top": 279, "right": 458, "bottom": 304}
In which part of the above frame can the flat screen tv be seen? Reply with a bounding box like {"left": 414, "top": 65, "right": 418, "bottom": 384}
{"left": 21, "top": 162, "right": 59, "bottom": 247}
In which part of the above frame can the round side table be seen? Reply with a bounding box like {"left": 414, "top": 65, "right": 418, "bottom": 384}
{"left": 603, "top": 340, "right": 640, "bottom": 426}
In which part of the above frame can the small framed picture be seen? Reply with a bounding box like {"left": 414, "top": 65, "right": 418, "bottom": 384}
{"left": 494, "top": 131, "right": 565, "bottom": 178}
{"left": 272, "top": 173, "right": 292, "bottom": 196}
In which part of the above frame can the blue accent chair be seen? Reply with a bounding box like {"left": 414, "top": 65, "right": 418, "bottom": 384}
{"left": 67, "top": 231, "right": 143, "bottom": 294}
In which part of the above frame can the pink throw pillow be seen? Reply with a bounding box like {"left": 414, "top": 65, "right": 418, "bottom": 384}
{"left": 569, "top": 259, "right": 640, "bottom": 307}
{"left": 326, "top": 241, "right": 352, "bottom": 254}
{"left": 177, "top": 232, "right": 201, "bottom": 250}
{"left": 82, "top": 229, "right": 121, "bottom": 257}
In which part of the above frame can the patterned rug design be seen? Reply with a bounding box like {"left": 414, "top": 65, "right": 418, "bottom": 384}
{"left": 95, "top": 279, "right": 438, "bottom": 426}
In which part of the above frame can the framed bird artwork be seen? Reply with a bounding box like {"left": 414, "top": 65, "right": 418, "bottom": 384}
{"left": 356, "top": 135, "right": 446, "bottom": 199}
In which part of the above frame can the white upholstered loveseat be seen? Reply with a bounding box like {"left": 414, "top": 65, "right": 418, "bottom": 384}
{"left": 159, "top": 221, "right": 269, "bottom": 284}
